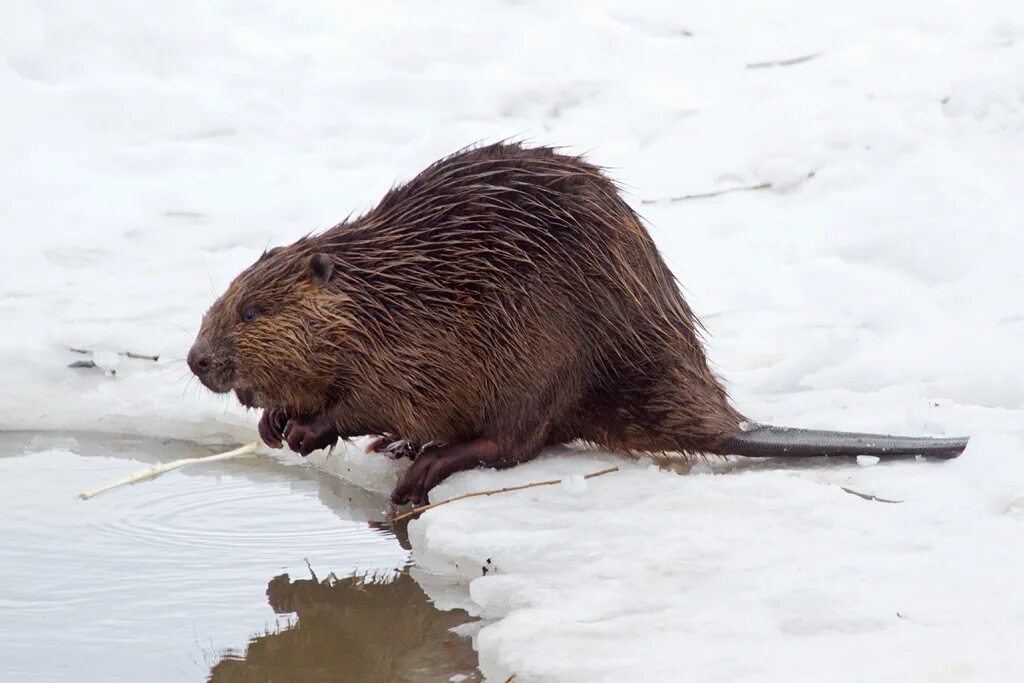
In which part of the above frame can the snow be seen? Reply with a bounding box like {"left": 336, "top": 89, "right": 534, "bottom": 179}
{"left": 2, "top": 1, "right": 1023, "bottom": 681}
{"left": 560, "top": 473, "right": 588, "bottom": 497}
{"left": 91, "top": 350, "right": 121, "bottom": 375}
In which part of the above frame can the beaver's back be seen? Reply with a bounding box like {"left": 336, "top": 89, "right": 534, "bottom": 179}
{"left": 306, "top": 143, "right": 723, "bottom": 446}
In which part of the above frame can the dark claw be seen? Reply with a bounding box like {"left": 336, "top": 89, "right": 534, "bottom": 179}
{"left": 367, "top": 436, "right": 422, "bottom": 460}
{"left": 258, "top": 409, "right": 286, "bottom": 449}
{"left": 285, "top": 422, "right": 304, "bottom": 452}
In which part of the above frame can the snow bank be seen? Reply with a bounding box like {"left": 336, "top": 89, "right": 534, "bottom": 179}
{"left": 3, "top": 1, "right": 1023, "bottom": 681}
{"left": 406, "top": 436, "right": 1024, "bottom": 682}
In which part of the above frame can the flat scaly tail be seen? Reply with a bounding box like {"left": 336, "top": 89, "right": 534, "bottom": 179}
{"left": 721, "top": 423, "right": 968, "bottom": 460}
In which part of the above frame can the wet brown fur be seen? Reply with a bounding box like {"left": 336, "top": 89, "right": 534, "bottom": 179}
{"left": 192, "top": 143, "right": 743, "bottom": 480}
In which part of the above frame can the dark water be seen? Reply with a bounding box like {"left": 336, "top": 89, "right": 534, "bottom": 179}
{"left": 0, "top": 433, "right": 480, "bottom": 683}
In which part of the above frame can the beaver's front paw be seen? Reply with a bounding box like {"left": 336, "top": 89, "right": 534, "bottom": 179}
{"left": 283, "top": 414, "right": 340, "bottom": 456}
{"left": 258, "top": 409, "right": 289, "bottom": 449}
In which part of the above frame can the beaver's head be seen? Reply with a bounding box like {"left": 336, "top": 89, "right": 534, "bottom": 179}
{"left": 188, "top": 244, "right": 346, "bottom": 414}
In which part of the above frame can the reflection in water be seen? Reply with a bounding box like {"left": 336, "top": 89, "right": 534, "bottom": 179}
{"left": 0, "top": 432, "right": 478, "bottom": 682}
{"left": 209, "top": 569, "right": 480, "bottom": 683}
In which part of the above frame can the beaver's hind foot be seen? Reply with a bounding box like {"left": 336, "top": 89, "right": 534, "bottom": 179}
{"left": 391, "top": 439, "right": 520, "bottom": 506}
{"left": 366, "top": 436, "right": 424, "bottom": 460}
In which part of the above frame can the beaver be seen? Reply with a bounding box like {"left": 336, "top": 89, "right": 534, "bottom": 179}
{"left": 188, "top": 142, "right": 968, "bottom": 506}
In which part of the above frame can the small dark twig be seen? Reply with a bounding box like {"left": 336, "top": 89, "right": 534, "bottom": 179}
{"left": 642, "top": 171, "right": 815, "bottom": 205}
{"left": 124, "top": 351, "right": 160, "bottom": 361}
{"left": 839, "top": 485, "right": 902, "bottom": 504}
{"left": 747, "top": 52, "right": 822, "bottom": 69}
{"left": 67, "top": 346, "right": 160, "bottom": 362}
{"left": 642, "top": 181, "right": 770, "bottom": 204}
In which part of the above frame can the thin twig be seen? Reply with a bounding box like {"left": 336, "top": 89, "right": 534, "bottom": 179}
{"left": 641, "top": 171, "right": 815, "bottom": 205}
{"left": 79, "top": 441, "right": 260, "bottom": 500}
{"left": 391, "top": 466, "right": 620, "bottom": 523}
{"left": 839, "top": 485, "right": 902, "bottom": 504}
{"left": 747, "top": 52, "right": 822, "bottom": 69}
{"left": 124, "top": 351, "right": 160, "bottom": 361}
{"left": 642, "top": 181, "right": 770, "bottom": 204}
{"left": 68, "top": 346, "right": 160, "bottom": 362}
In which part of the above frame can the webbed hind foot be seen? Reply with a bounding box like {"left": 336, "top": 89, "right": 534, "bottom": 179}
{"left": 366, "top": 435, "right": 423, "bottom": 460}
{"left": 391, "top": 438, "right": 539, "bottom": 507}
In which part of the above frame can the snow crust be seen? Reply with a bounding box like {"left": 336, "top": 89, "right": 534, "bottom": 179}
{"left": 3, "top": 2, "right": 1023, "bottom": 681}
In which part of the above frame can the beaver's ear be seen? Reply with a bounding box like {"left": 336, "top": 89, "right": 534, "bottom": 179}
{"left": 307, "top": 253, "right": 334, "bottom": 284}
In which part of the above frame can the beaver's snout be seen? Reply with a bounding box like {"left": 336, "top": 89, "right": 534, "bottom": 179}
{"left": 187, "top": 340, "right": 234, "bottom": 393}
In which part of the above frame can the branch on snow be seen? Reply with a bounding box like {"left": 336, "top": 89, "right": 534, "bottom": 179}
{"left": 641, "top": 171, "right": 815, "bottom": 205}
{"left": 746, "top": 52, "right": 822, "bottom": 69}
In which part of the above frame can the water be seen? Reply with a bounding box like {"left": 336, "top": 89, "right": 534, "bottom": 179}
{"left": 0, "top": 433, "right": 480, "bottom": 683}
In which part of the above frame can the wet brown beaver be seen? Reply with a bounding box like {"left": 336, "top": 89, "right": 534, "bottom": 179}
{"left": 188, "top": 143, "right": 967, "bottom": 506}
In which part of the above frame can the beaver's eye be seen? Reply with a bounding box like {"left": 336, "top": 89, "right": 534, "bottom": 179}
{"left": 242, "top": 307, "right": 260, "bottom": 323}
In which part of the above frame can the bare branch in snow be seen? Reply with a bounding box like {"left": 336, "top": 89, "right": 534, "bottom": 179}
{"left": 747, "top": 52, "right": 822, "bottom": 69}
{"left": 69, "top": 346, "right": 160, "bottom": 362}
{"left": 391, "top": 466, "right": 620, "bottom": 523}
{"left": 641, "top": 171, "right": 815, "bottom": 205}
{"left": 839, "top": 485, "right": 903, "bottom": 504}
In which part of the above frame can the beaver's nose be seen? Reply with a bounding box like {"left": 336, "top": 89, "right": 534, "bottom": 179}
{"left": 187, "top": 345, "right": 211, "bottom": 377}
